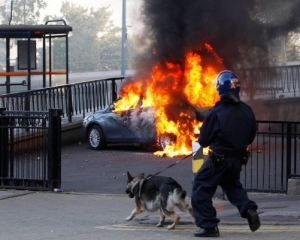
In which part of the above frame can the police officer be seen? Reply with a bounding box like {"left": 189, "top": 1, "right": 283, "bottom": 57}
{"left": 191, "top": 70, "right": 260, "bottom": 237}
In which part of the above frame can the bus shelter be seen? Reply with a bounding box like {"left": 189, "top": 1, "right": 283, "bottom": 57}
{"left": 0, "top": 19, "right": 72, "bottom": 94}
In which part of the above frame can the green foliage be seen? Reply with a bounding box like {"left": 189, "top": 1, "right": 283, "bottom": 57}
{"left": 44, "top": 1, "right": 123, "bottom": 72}
{"left": 0, "top": 0, "right": 47, "bottom": 25}
{"left": 98, "top": 25, "right": 121, "bottom": 71}
{"left": 43, "top": 1, "right": 143, "bottom": 72}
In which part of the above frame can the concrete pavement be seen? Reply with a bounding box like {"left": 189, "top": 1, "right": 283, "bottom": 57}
{"left": 1, "top": 142, "right": 300, "bottom": 239}
{"left": 0, "top": 189, "right": 300, "bottom": 240}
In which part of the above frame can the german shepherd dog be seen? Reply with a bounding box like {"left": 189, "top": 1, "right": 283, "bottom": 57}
{"left": 125, "top": 171, "right": 195, "bottom": 230}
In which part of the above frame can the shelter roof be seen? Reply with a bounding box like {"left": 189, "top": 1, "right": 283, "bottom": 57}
{"left": 0, "top": 24, "right": 72, "bottom": 38}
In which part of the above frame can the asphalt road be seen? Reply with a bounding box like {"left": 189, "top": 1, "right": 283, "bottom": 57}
{"left": 61, "top": 142, "right": 201, "bottom": 197}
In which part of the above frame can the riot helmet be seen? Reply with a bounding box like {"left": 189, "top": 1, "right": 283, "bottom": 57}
{"left": 215, "top": 70, "right": 241, "bottom": 98}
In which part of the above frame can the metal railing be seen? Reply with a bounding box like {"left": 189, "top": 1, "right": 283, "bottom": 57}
{"left": 0, "top": 77, "right": 125, "bottom": 123}
{"left": 242, "top": 121, "right": 300, "bottom": 193}
{"left": 0, "top": 109, "right": 62, "bottom": 191}
{"left": 237, "top": 65, "right": 300, "bottom": 99}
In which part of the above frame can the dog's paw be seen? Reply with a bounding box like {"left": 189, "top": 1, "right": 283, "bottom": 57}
{"left": 156, "top": 223, "right": 164, "bottom": 227}
{"left": 125, "top": 216, "right": 133, "bottom": 221}
{"left": 167, "top": 225, "right": 175, "bottom": 230}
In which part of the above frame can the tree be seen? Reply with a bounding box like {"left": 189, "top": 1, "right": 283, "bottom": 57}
{"left": 44, "top": 1, "right": 120, "bottom": 72}
{"left": 98, "top": 26, "right": 121, "bottom": 71}
{"left": 98, "top": 28, "right": 143, "bottom": 71}
{"left": 0, "top": 1, "right": 47, "bottom": 73}
{"left": 0, "top": 0, "right": 47, "bottom": 25}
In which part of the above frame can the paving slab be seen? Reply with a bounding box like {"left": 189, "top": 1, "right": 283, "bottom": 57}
{"left": 0, "top": 191, "right": 299, "bottom": 240}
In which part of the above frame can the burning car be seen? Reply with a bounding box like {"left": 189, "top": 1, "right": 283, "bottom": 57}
{"left": 83, "top": 47, "right": 221, "bottom": 157}
{"left": 82, "top": 98, "right": 208, "bottom": 153}
{"left": 83, "top": 102, "right": 157, "bottom": 150}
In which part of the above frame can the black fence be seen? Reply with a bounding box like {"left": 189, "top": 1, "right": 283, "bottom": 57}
{"left": 242, "top": 121, "right": 300, "bottom": 193}
{"left": 0, "top": 77, "right": 125, "bottom": 123}
{"left": 0, "top": 108, "right": 62, "bottom": 191}
{"left": 237, "top": 65, "right": 300, "bottom": 99}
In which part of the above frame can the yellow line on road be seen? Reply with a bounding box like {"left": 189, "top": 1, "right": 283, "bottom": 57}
{"left": 96, "top": 224, "right": 300, "bottom": 233}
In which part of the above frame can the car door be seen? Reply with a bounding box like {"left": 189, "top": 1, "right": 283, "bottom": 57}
{"left": 101, "top": 107, "right": 136, "bottom": 142}
{"left": 132, "top": 107, "right": 156, "bottom": 143}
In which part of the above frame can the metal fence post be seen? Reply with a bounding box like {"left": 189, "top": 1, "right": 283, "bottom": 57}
{"left": 0, "top": 108, "right": 8, "bottom": 180}
{"left": 67, "top": 85, "right": 72, "bottom": 123}
{"left": 286, "top": 122, "right": 292, "bottom": 183}
{"left": 48, "top": 108, "right": 63, "bottom": 190}
{"left": 111, "top": 79, "right": 117, "bottom": 102}
{"left": 25, "top": 92, "right": 30, "bottom": 111}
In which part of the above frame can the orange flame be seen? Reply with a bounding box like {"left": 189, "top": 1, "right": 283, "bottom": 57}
{"left": 114, "top": 45, "right": 223, "bottom": 157}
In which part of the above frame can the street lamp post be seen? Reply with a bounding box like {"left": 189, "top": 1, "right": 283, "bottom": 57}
{"left": 23, "top": 0, "right": 26, "bottom": 24}
{"left": 121, "top": 0, "right": 127, "bottom": 75}
{"left": 5, "top": 0, "right": 13, "bottom": 25}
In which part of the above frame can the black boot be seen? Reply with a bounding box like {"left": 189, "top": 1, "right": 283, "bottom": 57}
{"left": 246, "top": 208, "right": 260, "bottom": 232}
{"left": 194, "top": 226, "right": 219, "bottom": 237}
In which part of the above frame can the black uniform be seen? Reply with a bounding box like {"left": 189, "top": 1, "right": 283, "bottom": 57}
{"left": 191, "top": 97, "right": 258, "bottom": 229}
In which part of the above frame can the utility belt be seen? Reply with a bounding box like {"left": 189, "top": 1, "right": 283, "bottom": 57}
{"left": 208, "top": 150, "right": 250, "bottom": 171}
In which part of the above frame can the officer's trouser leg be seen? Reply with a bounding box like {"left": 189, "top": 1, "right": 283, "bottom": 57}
{"left": 191, "top": 158, "right": 223, "bottom": 228}
{"left": 220, "top": 160, "right": 258, "bottom": 218}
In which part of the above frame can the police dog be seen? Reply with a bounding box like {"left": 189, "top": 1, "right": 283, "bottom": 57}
{"left": 125, "top": 171, "right": 195, "bottom": 230}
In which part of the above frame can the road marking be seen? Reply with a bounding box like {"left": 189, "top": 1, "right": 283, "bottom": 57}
{"left": 96, "top": 224, "right": 300, "bottom": 232}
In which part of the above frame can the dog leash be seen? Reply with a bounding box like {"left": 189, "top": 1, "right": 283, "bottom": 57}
{"left": 146, "top": 152, "right": 195, "bottom": 179}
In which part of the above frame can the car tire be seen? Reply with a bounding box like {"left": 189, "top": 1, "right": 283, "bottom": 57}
{"left": 158, "top": 133, "right": 177, "bottom": 150}
{"left": 88, "top": 125, "right": 107, "bottom": 150}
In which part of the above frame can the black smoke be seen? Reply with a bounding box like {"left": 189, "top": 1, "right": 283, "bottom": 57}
{"left": 134, "top": 0, "right": 300, "bottom": 72}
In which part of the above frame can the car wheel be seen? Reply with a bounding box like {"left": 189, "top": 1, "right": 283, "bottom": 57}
{"left": 158, "top": 133, "right": 177, "bottom": 150}
{"left": 88, "top": 125, "right": 106, "bottom": 150}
